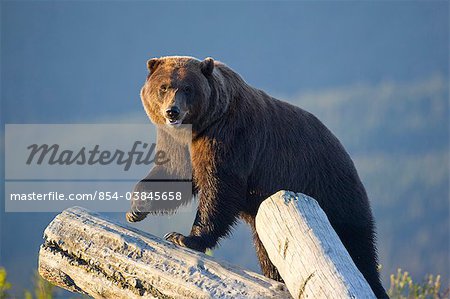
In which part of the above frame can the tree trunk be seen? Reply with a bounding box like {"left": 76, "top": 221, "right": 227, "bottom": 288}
{"left": 38, "top": 206, "right": 290, "bottom": 299}
{"left": 255, "top": 190, "right": 376, "bottom": 299}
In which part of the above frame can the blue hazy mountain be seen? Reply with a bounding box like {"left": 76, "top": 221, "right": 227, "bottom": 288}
{"left": 1, "top": 1, "right": 448, "bottom": 295}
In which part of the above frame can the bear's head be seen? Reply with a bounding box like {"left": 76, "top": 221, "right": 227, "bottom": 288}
{"left": 140, "top": 56, "right": 227, "bottom": 133}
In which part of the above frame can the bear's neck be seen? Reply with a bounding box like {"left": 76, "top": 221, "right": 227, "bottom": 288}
{"left": 192, "top": 64, "right": 263, "bottom": 140}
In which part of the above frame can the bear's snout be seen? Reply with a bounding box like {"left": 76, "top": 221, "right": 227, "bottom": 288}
{"left": 165, "top": 106, "right": 180, "bottom": 120}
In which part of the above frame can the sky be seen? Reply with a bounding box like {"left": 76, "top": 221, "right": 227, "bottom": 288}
{"left": 2, "top": 1, "right": 448, "bottom": 123}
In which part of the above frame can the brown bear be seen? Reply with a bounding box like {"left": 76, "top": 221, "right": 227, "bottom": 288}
{"left": 126, "top": 56, "right": 388, "bottom": 298}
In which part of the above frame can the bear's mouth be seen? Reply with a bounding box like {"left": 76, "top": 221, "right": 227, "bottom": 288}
{"left": 167, "top": 119, "right": 182, "bottom": 126}
{"left": 166, "top": 117, "right": 186, "bottom": 128}
{"left": 165, "top": 112, "right": 188, "bottom": 128}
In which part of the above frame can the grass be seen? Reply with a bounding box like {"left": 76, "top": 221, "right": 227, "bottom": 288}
{"left": 388, "top": 269, "right": 449, "bottom": 299}
{"left": 1, "top": 268, "right": 54, "bottom": 299}
{"left": 0, "top": 268, "right": 12, "bottom": 299}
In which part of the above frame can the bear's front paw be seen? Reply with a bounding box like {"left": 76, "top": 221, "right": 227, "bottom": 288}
{"left": 164, "top": 232, "right": 206, "bottom": 253}
{"left": 164, "top": 232, "right": 186, "bottom": 246}
{"left": 126, "top": 180, "right": 153, "bottom": 223}
{"left": 126, "top": 210, "right": 148, "bottom": 223}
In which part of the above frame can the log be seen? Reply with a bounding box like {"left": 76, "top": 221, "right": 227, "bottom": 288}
{"left": 255, "top": 190, "right": 376, "bottom": 299}
{"left": 38, "top": 206, "right": 290, "bottom": 299}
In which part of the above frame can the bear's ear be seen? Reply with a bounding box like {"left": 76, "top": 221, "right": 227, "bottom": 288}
{"left": 200, "top": 57, "right": 215, "bottom": 77}
{"left": 147, "top": 58, "right": 161, "bottom": 74}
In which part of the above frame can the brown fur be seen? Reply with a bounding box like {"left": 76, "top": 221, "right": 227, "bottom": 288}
{"left": 127, "top": 56, "right": 388, "bottom": 298}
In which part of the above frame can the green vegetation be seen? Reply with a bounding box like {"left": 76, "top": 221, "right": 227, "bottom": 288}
{"left": 0, "top": 267, "right": 54, "bottom": 299}
{"left": 0, "top": 268, "right": 12, "bottom": 299}
{"left": 26, "top": 272, "right": 54, "bottom": 299}
{"left": 389, "top": 269, "right": 449, "bottom": 299}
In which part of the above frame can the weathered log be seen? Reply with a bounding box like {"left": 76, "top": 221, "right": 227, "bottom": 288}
{"left": 255, "top": 190, "right": 376, "bottom": 299}
{"left": 38, "top": 206, "right": 290, "bottom": 299}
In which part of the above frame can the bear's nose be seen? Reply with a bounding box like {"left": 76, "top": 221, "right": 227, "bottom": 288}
{"left": 165, "top": 107, "right": 180, "bottom": 119}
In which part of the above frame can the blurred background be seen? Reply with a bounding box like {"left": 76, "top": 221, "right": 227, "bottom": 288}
{"left": 1, "top": 1, "right": 448, "bottom": 297}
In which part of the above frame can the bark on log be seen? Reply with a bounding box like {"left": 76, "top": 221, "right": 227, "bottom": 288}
{"left": 255, "top": 190, "right": 376, "bottom": 299}
{"left": 38, "top": 206, "right": 290, "bottom": 299}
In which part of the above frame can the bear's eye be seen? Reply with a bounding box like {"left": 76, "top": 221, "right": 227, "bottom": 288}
{"left": 183, "top": 86, "right": 192, "bottom": 95}
{"left": 160, "top": 85, "right": 169, "bottom": 93}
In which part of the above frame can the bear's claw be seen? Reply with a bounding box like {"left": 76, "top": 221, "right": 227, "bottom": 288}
{"left": 164, "top": 232, "right": 186, "bottom": 247}
{"left": 164, "top": 232, "right": 207, "bottom": 252}
{"left": 126, "top": 210, "right": 148, "bottom": 223}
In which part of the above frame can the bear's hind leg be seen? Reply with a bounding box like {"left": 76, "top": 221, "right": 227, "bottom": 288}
{"left": 336, "top": 225, "right": 389, "bottom": 298}
{"left": 247, "top": 220, "right": 283, "bottom": 282}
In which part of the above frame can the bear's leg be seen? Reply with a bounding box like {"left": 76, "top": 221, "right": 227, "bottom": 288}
{"left": 252, "top": 229, "right": 283, "bottom": 282}
{"left": 126, "top": 165, "right": 169, "bottom": 222}
{"left": 241, "top": 216, "right": 283, "bottom": 282}
{"left": 336, "top": 225, "right": 389, "bottom": 298}
{"left": 165, "top": 174, "right": 245, "bottom": 252}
